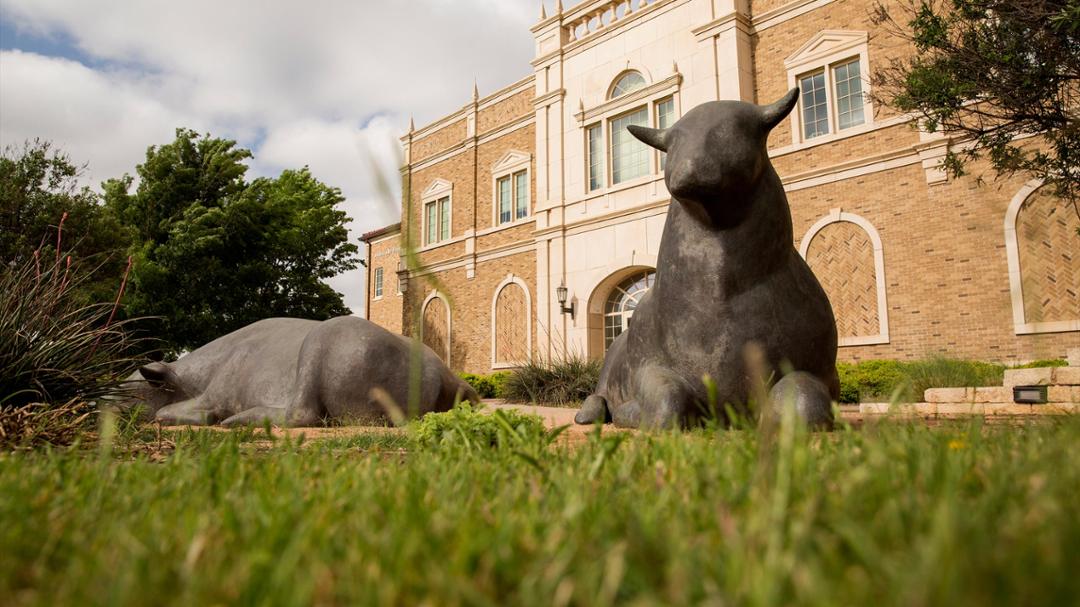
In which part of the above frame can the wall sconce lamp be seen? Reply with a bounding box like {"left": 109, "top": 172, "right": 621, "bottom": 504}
{"left": 556, "top": 283, "right": 576, "bottom": 320}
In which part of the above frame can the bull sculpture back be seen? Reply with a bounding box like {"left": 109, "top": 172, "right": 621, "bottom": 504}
{"left": 574, "top": 88, "right": 840, "bottom": 429}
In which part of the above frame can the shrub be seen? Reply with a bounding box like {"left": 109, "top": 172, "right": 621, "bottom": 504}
{"left": 1, "top": 222, "right": 146, "bottom": 447}
{"left": 500, "top": 353, "right": 601, "bottom": 405}
{"left": 836, "top": 360, "right": 909, "bottom": 403}
{"left": 1012, "top": 359, "right": 1067, "bottom": 369}
{"left": 0, "top": 400, "right": 95, "bottom": 450}
{"left": 903, "top": 358, "right": 1004, "bottom": 400}
{"left": 459, "top": 373, "right": 497, "bottom": 398}
{"left": 410, "top": 402, "right": 546, "bottom": 452}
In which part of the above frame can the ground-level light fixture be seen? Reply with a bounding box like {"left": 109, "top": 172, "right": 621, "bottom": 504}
{"left": 556, "top": 283, "right": 576, "bottom": 320}
{"left": 1013, "top": 385, "right": 1048, "bottom": 404}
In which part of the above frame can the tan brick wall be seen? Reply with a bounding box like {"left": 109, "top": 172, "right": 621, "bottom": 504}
{"left": 789, "top": 161, "right": 1080, "bottom": 364}
{"left": 771, "top": 123, "right": 915, "bottom": 176}
{"left": 366, "top": 234, "right": 404, "bottom": 334}
{"left": 411, "top": 118, "right": 467, "bottom": 162}
{"left": 753, "top": 0, "right": 913, "bottom": 150}
{"left": 403, "top": 251, "right": 538, "bottom": 373}
{"left": 478, "top": 88, "right": 533, "bottom": 134}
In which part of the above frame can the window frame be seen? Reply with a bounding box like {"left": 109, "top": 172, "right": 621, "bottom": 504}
{"left": 490, "top": 150, "right": 532, "bottom": 228}
{"left": 420, "top": 179, "right": 453, "bottom": 249}
{"left": 783, "top": 30, "right": 873, "bottom": 147}
{"left": 577, "top": 68, "right": 682, "bottom": 195}
{"left": 372, "top": 266, "right": 384, "bottom": 300}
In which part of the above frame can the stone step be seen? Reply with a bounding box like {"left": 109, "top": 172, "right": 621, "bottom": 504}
{"left": 924, "top": 387, "right": 1012, "bottom": 403}
{"left": 1003, "top": 367, "right": 1080, "bottom": 387}
{"left": 860, "top": 402, "right": 1080, "bottom": 416}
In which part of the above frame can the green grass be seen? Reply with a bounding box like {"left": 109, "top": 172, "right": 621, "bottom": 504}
{"left": 3, "top": 416, "right": 1080, "bottom": 606}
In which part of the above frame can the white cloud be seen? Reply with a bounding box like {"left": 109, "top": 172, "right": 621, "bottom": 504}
{"left": 0, "top": 0, "right": 548, "bottom": 315}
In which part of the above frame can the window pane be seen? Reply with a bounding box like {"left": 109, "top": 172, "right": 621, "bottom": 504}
{"left": 611, "top": 107, "right": 649, "bottom": 184}
{"left": 609, "top": 71, "right": 646, "bottom": 99}
{"left": 438, "top": 196, "right": 449, "bottom": 241}
{"left": 833, "top": 58, "right": 865, "bottom": 130}
{"left": 587, "top": 124, "right": 603, "bottom": 191}
{"left": 425, "top": 202, "right": 436, "bottom": 244}
{"left": 498, "top": 176, "right": 511, "bottom": 224}
{"left": 656, "top": 97, "right": 674, "bottom": 171}
{"left": 514, "top": 170, "right": 528, "bottom": 219}
{"left": 800, "top": 71, "right": 829, "bottom": 139}
{"left": 374, "top": 267, "right": 383, "bottom": 297}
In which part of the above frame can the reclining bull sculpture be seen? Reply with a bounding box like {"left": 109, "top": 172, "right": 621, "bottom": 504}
{"left": 575, "top": 88, "right": 839, "bottom": 429}
{"left": 124, "top": 316, "right": 477, "bottom": 426}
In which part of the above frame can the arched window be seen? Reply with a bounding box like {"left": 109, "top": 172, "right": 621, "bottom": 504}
{"left": 1005, "top": 181, "right": 1080, "bottom": 334}
{"left": 609, "top": 71, "right": 646, "bottom": 99}
{"left": 800, "top": 209, "right": 889, "bottom": 346}
{"left": 421, "top": 292, "right": 451, "bottom": 362}
{"left": 604, "top": 270, "right": 655, "bottom": 350}
{"left": 492, "top": 277, "right": 531, "bottom": 367}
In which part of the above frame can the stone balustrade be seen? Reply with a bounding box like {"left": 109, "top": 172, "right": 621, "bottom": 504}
{"left": 562, "top": 0, "right": 653, "bottom": 43}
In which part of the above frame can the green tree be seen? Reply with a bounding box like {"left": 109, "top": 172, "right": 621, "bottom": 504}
{"left": 105, "top": 128, "right": 359, "bottom": 355}
{"left": 871, "top": 0, "right": 1080, "bottom": 211}
{"left": 0, "top": 140, "right": 130, "bottom": 304}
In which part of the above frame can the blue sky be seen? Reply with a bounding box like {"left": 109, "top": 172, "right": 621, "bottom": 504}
{"left": 0, "top": 0, "right": 545, "bottom": 313}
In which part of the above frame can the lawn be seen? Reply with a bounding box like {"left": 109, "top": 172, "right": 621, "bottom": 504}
{"left": 2, "top": 414, "right": 1079, "bottom": 606}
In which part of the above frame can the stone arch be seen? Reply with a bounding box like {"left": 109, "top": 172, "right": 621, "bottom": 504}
{"left": 421, "top": 291, "right": 451, "bottom": 363}
{"left": 799, "top": 209, "right": 889, "bottom": 346}
{"left": 608, "top": 69, "right": 647, "bottom": 99}
{"left": 491, "top": 275, "right": 532, "bottom": 368}
{"left": 1004, "top": 180, "right": 1080, "bottom": 334}
{"left": 585, "top": 265, "right": 656, "bottom": 359}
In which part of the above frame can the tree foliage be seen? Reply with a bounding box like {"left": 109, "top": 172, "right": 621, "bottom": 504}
{"left": 871, "top": 0, "right": 1080, "bottom": 210}
{"left": 104, "top": 128, "right": 359, "bottom": 355}
{"left": 0, "top": 140, "right": 129, "bottom": 304}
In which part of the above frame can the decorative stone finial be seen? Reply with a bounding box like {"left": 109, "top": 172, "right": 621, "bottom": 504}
{"left": 578, "top": 98, "right": 584, "bottom": 113}
{"left": 539, "top": 1, "right": 546, "bottom": 19}
{"left": 555, "top": 0, "right": 563, "bottom": 13}
{"left": 672, "top": 60, "right": 679, "bottom": 74}
{"left": 473, "top": 80, "right": 479, "bottom": 103}
{"left": 408, "top": 116, "right": 415, "bottom": 132}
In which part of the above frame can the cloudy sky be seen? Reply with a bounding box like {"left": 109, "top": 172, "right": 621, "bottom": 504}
{"left": 0, "top": 0, "right": 552, "bottom": 313}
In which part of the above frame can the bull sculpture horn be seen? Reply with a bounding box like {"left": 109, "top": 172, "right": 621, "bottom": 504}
{"left": 760, "top": 87, "right": 800, "bottom": 130}
{"left": 627, "top": 125, "right": 669, "bottom": 152}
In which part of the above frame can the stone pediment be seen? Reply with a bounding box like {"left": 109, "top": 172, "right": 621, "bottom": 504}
{"left": 492, "top": 150, "right": 531, "bottom": 174}
{"left": 784, "top": 30, "right": 868, "bottom": 69}
{"left": 422, "top": 178, "right": 453, "bottom": 199}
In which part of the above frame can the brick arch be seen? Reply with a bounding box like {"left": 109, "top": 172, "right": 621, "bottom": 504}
{"left": 421, "top": 291, "right": 451, "bottom": 363}
{"left": 491, "top": 275, "right": 532, "bottom": 368}
{"left": 799, "top": 209, "right": 889, "bottom": 346}
{"left": 1004, "top": 180, "right": 1080, "bottom": 334}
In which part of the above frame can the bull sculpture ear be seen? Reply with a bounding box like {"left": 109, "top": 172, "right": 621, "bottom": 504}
{"left": 760, "top": 87, "right": 800, "bottom": 131}
{"left": 627, "top": 125, "right": 669, "bottom": 152}
{"left": 139, "top": 362, "right": 175, "bottom": 387}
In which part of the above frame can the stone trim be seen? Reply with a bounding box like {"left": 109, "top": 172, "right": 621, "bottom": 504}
{"left": 420, "top": 290, "right": 452, "bottom": 361}
{"left": 798, "top": 208, "right": 890, "bottom": 346}
{"left": 575, "top": 72, "right": 681, "bottom": 123}
{"left": 1004, "top": 179, "right": 1080, "bottom": 335}
{"left": 406, "top": 75, "right": 535, "bottom": 142}
{"left": 753, "top": 0, "right": 838, "bottom": 32}
{"left": 407, "top": 116, "right": 534, "bottom": 172}
{"left": 491, "top": 274, "right": 533, "bottom": 368}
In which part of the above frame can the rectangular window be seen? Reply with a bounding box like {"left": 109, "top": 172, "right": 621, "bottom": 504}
{"left": 514, "top": 170, "right": 528, "bottom": 220}
{"left": 587, "top": 123, "right": 604, "bottom": 191}
{"left": 497, "top": 176, "right": 512, "bottom": 224}
{"left": 610, "top": 107, "right": 649, "bottom": 184}
{"left": 832, "top": 58, "right": 865, "bottom": 130}
{"left": 373, "top": 267, "right": 383, "bottom": 298}
{"left": 800, "top": 71, "right": 829, "bottom": 139}
{"left": 655, "top": 97, "right": 675, "bottom": 171}
{"left": 438, "top": 196, "right": 449, "bottom": 241}
{"left": 425, "top": 201, "right": 437, "bottom": 245}
{"left": 424, "top": 196, "right": 450, "bottom": 245}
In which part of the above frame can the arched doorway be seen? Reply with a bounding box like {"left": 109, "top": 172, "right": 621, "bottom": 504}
{"left": 586, "top": 267, "right": 656, "bottom": 358}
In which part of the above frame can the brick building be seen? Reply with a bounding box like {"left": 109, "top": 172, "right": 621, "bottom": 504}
{"left": 362, "top": 0, "right": 1079, "bottom": 374}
